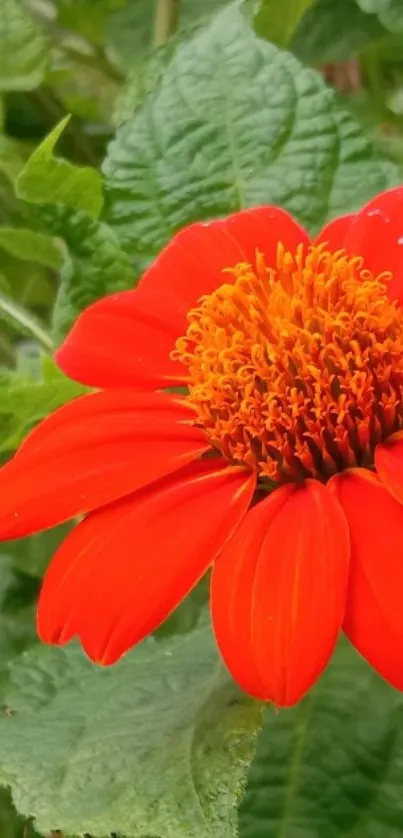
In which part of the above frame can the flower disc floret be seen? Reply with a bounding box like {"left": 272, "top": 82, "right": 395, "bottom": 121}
{"left": 173, "top": 243, "right": 403, "bottom": 482}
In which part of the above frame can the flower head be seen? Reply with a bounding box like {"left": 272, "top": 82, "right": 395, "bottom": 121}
{"left": 2, "top": 188, "right": 403, "bottom": 705}
{"left": 173, "top": 242, "right": 403, "bottom": 481}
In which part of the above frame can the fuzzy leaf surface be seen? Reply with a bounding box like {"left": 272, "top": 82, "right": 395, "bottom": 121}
{"left": 0, "top": 622, "right": 261, "bottom": 837}
{"left": 239, "top": 640, "right": 403, "bottom": 838}
{"left": 103, "top": 5, "right": 399, "bottom": 274}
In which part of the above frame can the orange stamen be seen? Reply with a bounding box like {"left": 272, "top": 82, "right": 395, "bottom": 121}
{"left": 172, "top": 243, "right": 403, "bottom": 482}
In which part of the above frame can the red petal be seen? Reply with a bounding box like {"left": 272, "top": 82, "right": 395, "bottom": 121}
{"left": 56, "top": 208, "right": 310, "bottom": 389}
{"left": 37, "top": 459, "right": 255, "bottom": 662}
{"left": 330, "top": 468, "right": 403, "bottom": 690}
{"left": 343, "top": 187, "right": 403, "bottom": 303}
{"left": 211, "top": 480, "right": 350, "bottom": 706}
{"left": 211, "top": 484, "right": 294, "bottom": 699}
{"left": 375, "top": 432, "right": 403, "bottom": 504}
{"left": 138, "top": 206, "right": 310, "bottom": 308}
{"left": 0, "top": 390, "right": 209, "bottom": 539}
{"left": 315, "top": 214, "right": 355, "bottom": 250}
{"left": 55, "top": 288, "right": 187, "bottom": 390}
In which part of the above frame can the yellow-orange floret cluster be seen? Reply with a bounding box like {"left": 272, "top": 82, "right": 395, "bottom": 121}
{"left": 173, "top": 243, "right": 403, "bottom": 483}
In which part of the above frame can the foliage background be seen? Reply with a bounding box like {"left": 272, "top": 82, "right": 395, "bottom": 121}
{"left": 1, "top": 0, "right": 403, "bottom": 836}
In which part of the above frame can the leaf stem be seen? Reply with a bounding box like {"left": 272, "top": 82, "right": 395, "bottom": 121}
{"left": 153, "top": 0, "right": 180, "bottom": 46}
{"left": 0, "top": 293, "right": 54, "bottom": 353}
{"left": 359, "top": 45, "right": 386, "bottom": 120}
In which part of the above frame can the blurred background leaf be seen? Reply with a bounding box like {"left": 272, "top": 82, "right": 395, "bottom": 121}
{"left": 252, "top": 0, "right": 315, "bottom": 46}
{"left": 0, "top": 358, "right": 86, "bottom": 454}
{"left": 0, "top": 0, "right": 48, "bottom": 93}
{"left": 0, "top": 787, "right": 40, "bottom": 837}
{"left": 356, "top": 0, "right": 403, "bottom": 33}
{"left": 291, "top": 0, "right": 388, "bottom": 64}
{"left": 0, "top": 229, "right": 63, "bottom": 269}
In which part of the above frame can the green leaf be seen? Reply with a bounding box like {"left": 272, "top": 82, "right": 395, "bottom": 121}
{"left": 108, "top": 0, "right": 231, "bottom": 70}
{"left": 239, "top": 639, "right": 403, "bottom": 838}
{"left": 0, "top": 0, "right": 48, "bottom": 92}
{"left": 17, "top": 116, "right": 104, "bottom": 220}
{"left": 0, "top": 558, "right": 38, "bottom": 687}
{"left": 0, "top": 253, "right": 54, "bottom": 310}
{"left": 357, "top": 0, "right": 403, "bottom": 32}
{"left": 14, "top": 121, "right": 134, "bottom": 335}
{"left": 156, "top": 576, "right": 209, "bottom": 640}
{"left": 0, "top": 561, "right": 40, "bottom": 838}
{"left": 0, "top": 525, "right": 73, "bottom": 579}
{"left": 357, "top": 0, "right": 392, "bottom": 8}
{"left": 291, "top": 0, "right": 387, "bottom": 62}
{"left": 0, "top": 362, "right": 86, "bottom": 454}
{"left": 252, "top": 0, "right": 315, "bottom": 46}
{"left": 113, "top": 38, "right": 179, "bottom": 125}
{"left": 50, "top": 207, "right": 135, "bottom": 338}
{"left": 0, "top": 621, "right": 261, "bottom": 837}
{"left": 0, "top": 555, "right": 40, "bottom": 833}
{"left": 0, "top": 789, "right": 20, "bottom": 838}
{"left": 57, "top": 0, "right": 126, "bottom": 47}
{"left": 0, "top": 788, "right": 40, "bottom": 838}
{"left": 0, "top": 135, "right": 26, "bottom": 184}
{"left": 103, "top": 4, "right": 399, "bottom": 273}
{"left": 0, "top": 229, "right": 63, "bottom": 270}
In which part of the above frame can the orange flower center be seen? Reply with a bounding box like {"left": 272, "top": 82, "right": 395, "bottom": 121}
{"left": 173, "top": 242, "right": 403, "bottom": 483}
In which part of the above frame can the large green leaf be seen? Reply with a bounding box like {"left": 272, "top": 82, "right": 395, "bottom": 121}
{"left": 0, "top": 621, "right": 261, "bottom": 837}
{"left": 0, "top": 0, "right": 48, "bottom": 92}
{"left": 103, "top": 4, "right": 399, "bottom": 274}
{"left": 239, "top": 639, "right": 403, "bottom": 838}
{"left": 252, "top": 0, "right": 315, "bottom": 46}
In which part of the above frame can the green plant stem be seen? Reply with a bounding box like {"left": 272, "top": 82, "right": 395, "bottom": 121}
{"left": 0, "top": 293, "right": 54, "bottom": 353}
{"left": 359, "top": 45, "right": 386, "bottom": 121}
{"left": 153, "top": 0, "right": 180, "bottom": 46}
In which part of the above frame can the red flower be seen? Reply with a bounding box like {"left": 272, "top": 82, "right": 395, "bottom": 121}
{"left": 3, "top": 188, "right": 403, "bottom": 706}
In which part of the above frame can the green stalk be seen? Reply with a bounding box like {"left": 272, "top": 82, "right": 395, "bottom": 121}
{"left": 0, "top": 293, "right": 54, "bottom": 353}
{"left": 359, "top": 45, "right": 386, "bottom": 121}
{"left": 153, "top": 0, "right": 180, "bottom": 46}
